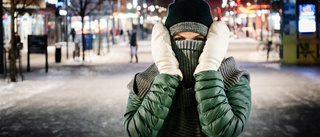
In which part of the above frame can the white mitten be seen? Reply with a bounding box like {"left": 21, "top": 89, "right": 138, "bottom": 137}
{"left": 194, "top": 21, "right": 230, "bottom": 75}
{"left": 151, "top": 23, "right": 183, "bottom": 81}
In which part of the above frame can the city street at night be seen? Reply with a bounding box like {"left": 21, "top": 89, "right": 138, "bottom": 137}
{"left": 0, "top": 38, "right": 319, "bottom": 137}
{"left": 1, "top": 0, "right": 320, "bottom": 136}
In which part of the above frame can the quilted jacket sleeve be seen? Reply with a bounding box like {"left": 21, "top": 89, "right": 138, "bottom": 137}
{"left": 194, "top": 70, "right": 251, "bottom": 137}
{"left": 124, "top": 74, "right": 179, "bottom": 137}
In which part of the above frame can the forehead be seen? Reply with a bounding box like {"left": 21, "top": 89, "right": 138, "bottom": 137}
{"left": 174, "top": 32, "right": 204, "bottom": 37}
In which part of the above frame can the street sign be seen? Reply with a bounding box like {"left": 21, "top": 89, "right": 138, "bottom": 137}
{"left": 28, "top": 35, "right": 47, "bottom": 54}
{"left": 84, "top": 34, "right": 93, "bottom": 50}
{"left": 27, "top": 35, "right": 48, "bottom": 72}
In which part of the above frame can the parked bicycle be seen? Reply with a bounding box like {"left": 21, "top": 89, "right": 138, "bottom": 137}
{"left": 257, "top": 40, "right": 280, "bottom": 61}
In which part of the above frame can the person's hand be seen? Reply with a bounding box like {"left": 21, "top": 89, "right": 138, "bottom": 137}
{"left": 151, "top": 23, "right": 183, "bottom": 81}
{"left": 194, "top": 21, "right": 230, "bottom": 75}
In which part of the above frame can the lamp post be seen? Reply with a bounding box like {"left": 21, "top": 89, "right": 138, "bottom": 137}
{"left": 111, "top": 1, "right": 116, "bottom": 44}
{"left": 142, "top": 2, "right": 147, "bottom": 25}
{"left": 136, "top": 5, "right": 143, "bottom": 39}
{"left": 65, "top": 0, "right": 69, "bottom": 59}
{"left": 246, "top": 2, "right": 251, "bottom": 37}
{"left": 127, "top": 2, "right": 133, "bottom": 30}
{"left": 260, "top": 0, "right": 263, "bottom": 41}
{"left": 0, "top": 0, "right": 4, "bottom": 74}
{"left": 228, "top": 0, "right": 237, "bottom": 38}
{"left": 255, "top": 0, "right": 258, "bottom": 39}
{"left": 141, "top": 1, "right": 147, "bottom": 39}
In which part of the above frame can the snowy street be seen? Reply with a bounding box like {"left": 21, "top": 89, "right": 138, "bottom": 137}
{"left": 1, "top": 38, "right": 320, "bottom": 137}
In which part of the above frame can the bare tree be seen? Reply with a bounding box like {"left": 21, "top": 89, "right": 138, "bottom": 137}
{"left": 96, "top": 1, "right": 111, "bottom": 56}
{"left": 68, "top": 0, "right": 105, "bottom": 61}
{"left": 97, "top": 3, "right": 102, "bottom": 56}
{"left": 3, "top": 0, "right": 45, "bottom": 82}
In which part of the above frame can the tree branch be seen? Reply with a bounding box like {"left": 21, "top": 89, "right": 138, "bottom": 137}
{"left": 15, "top": 0, "right": 21, "bottom": 6}
{"left": 69, "top": 0, "right": 81, "bottom": 14}
{"left": 70, "top": 0, "right": 80, "bottom": 8}
{"left": 26, "top": 0, "right": 37, "bottom": 7}
{"left": 23, "top": 0, "right": 27, "bottom": 7}
{"left": 15, "top": 0, "right": 28, "bottom": 18}
{"left": 3, "top": 7, "right": 10, "bottom": 13}
{"left": 84, "top": 0, "right": 91, "bottom": 6}
{"left": 68, "top": 5, "right": 80, "bottom": 15}
{"left": 86, "top": 0, "right": 105, "bottom": 16}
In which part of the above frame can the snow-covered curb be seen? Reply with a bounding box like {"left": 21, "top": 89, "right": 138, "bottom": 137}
{"left": 0, "top": 80, "right": 65, "bottom": 110}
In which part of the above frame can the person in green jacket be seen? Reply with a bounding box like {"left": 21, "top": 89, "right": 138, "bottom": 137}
{"left": 124, "top": 0, "right": 251, "bottom": 136}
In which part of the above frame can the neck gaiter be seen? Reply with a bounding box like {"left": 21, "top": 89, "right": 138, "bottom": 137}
{"left": 172, "top": 40, "right": 205, "bottom": 88}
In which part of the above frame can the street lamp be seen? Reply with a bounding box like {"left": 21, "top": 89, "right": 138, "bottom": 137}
{"left": 158, "top": 7, "right": 167, "bottom": 13}
{"left": 149, "top": 5, "right": 155, "bottom": 12}
{"left": 143, "top": 3, "right": 147, "bottom": 9}
{"left": 230, "top": 1, "right": 236, "bottom": 7}
{"left": 127, "top": 2, "right": 135, "bottom": 34}
{"left": 127, "top": 3, "right": 133, "bottom": 10}
{"left": 137, "top": 5, "right": 141, "bottom": 11}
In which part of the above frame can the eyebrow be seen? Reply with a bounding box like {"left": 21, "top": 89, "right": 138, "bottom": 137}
{"left": 195, "top": 35, "right": 205, "bottom": 38}
{"left": 173, "top": 34, "right": 183, "bottom": 37}
{"left": 174, "top": 34, "right": 204, "bottom": 38}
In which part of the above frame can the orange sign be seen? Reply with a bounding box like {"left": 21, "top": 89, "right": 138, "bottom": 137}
{"left": 113, "top": 12, "right": 119, "bottom": 17}
{"left": 235, "top": 5, "right": 270, "bottom": 14}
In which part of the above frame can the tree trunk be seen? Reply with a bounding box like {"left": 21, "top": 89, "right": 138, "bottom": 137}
{"left": 81, "top": 15, "right": 85, "bottom": 61}
{"left": 97, "top": 18, "right": 101, "bottom": 55}
{"left": 0, "top": 0, "right": 4, "bottom": 74}
{"left": 111, "top": 3, "right": 115, "bottom": 45}
{"left": 97, "top": 4, "right": 102, "bottom": 55}
{"left": 10, "top": 1, "right": 16, "bottom": 82}
{"left": 106, "top": 19, "right": 110, "bottom": 53}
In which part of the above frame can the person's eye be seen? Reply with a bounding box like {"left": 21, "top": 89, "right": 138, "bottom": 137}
{"left": 195, "top": 38, "right": 205, "bottom": 41}
{"left": 173, "top": 37, "right": 184, "bottom": 40}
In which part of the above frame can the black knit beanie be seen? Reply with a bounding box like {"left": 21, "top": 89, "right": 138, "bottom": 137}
{"left": 165, "top": 0, "right": 213, "bottom": 37}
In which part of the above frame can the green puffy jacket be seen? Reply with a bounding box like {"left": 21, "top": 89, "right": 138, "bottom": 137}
{"left": 124, "top": 57, "right": 251, "bottom": 137}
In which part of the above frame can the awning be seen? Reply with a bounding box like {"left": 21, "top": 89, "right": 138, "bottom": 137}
{"left": 3, "top": 0, "right": 46, "bottom": 9}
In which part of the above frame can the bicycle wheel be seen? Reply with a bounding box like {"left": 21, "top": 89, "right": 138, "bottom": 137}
{"left": 274, "top": 44, "right": 280, "bottom": 53}
{"left": 257, "top": 43, "right": 267, "bottom": 55}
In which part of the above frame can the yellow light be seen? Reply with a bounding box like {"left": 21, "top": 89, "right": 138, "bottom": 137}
{"left": 113, "top": 12, "right": 118, "bottom": 17}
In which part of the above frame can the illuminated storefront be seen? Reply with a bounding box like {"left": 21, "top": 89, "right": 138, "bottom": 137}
{"left": 223, "top": 3, "right": 272, "bottom": 39}
{"left": 2, "top": 2, "right": 56, "bottom": 49}
{"left": 70, "top": 16, "right": 109, "bottom": 34}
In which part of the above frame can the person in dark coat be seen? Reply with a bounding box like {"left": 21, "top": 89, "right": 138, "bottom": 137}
{"left": 129, "top": 29, "right": 138, "bottom": 63}
{"left": 14, "top": 32, "right": 21, "bottom": 48}
{"left": 9, "top": 32, "right": 22, "bottom": 59}
{"left": 70, "top": 28, "right": 76, "bottom": 42}
{"left": 124, "top": 0, "right": 251, "bottom": 136}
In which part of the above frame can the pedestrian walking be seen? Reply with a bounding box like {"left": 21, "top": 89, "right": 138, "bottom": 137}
{"left": 127, "top": 30, "right": 131, "bottom": 42}
{"left": 14, "top": 32, "right": 21, "bottom": 49}
{"left": 70, "top": 28, "right": 76, "bottom": 42}
{"left": 9, "top": 32, "right": 22, "bottom": 60}
{"left": 129, "top": 29, "right": 138, "bottom": 63}
{"left": 124, "top": 0, "right": 251, "bottom": 137}
{"left": 119, "top": 29, "right": 126, "bottom": 42}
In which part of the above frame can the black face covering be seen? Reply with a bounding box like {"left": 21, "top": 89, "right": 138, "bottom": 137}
{"left": 172, "top": 40, "right": 205, "bottom": 88}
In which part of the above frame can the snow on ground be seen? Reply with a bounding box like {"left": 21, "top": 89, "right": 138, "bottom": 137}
{"left": 0, "top": 39, "right": 154, "bottom": 111}
{"left": 0, "top": 38, "right": 278, "bottom": 111}
{"left": 0, "top": 79, "right": 65, "bottom": 110}
{"left": 1, "top": 38, "right": 320, "bottom": 136}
